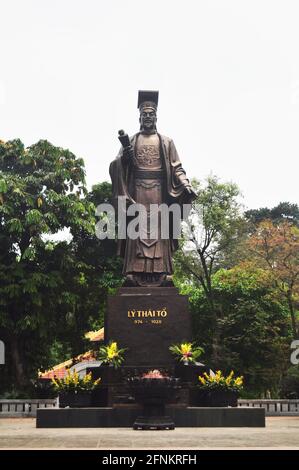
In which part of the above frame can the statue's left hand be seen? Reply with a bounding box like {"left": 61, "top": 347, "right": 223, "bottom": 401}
{"left": 185, "top": 186, "right": 197, "bottom": 197}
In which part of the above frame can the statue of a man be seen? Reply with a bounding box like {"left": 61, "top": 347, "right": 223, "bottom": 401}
{"left": 110, "top": 90, "right": 196, "bottom": 287}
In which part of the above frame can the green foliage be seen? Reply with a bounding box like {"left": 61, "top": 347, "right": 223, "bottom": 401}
{"left": 47, "top": 340, "right": 73, "bottom": 370}
{"left": 169, "top": 342, "right": 204, "bottom": 364}
{"left": 175, "top": 175, "right": 244, "bottom": 309}
{"left": 198, "top": 370, "right": 244, "bottom": 392}
{"left": 245, "top": 202, "right": 299, "bottom": 227}
{"left": 247, "top": 220, "right": 299, "bottom": 339}
{"left": 0, "top": 140, "right": 122, "bottom": 394}
{"left": 179, "top": 265, "right": 291, "bottom": 395}
{"left": 51, "top": 370, "right": 101, "bottom": 392}
{"left": 174, "top": 180, "right": 298, "bottom": 396}
{"left": 280, "top": 366, "right": 299, "bottom": 398}
{"left": 98, "top": 341, "right": 127, "bottom": 368}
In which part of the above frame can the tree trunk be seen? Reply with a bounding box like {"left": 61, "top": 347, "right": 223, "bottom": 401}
{"left": 10, "top": 335, "right": 27, "bottom": 389}
{"left": 211, "top": 325, "right": 221, "bottom": 366}
{"left": 286, "top": 291, "right": 298, "bottom": 339}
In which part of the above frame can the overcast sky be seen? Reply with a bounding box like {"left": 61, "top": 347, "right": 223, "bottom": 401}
{"left": 0, "top": 0, "right": 298, "bottom": 210}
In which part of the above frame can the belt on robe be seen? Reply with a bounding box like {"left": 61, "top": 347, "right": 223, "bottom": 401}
{"left": 134, "top": 169, "right": 165, "bottom": 179}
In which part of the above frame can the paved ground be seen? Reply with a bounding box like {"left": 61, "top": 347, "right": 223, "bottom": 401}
{"left": 0, "top": 417, "right": 299, "bottom": 449}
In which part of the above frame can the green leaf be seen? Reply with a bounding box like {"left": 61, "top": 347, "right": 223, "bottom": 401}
{"left": 7, "top": 218, "right": 23, "bottom": 234}
{"left": 26, "top": 209, "right": 43, "bottom": 225}
{"left": 0, "top": 179, "right": 7, "bottom": 193}
{"left": 22, "top": 247, "right": 36, "bottom": 260}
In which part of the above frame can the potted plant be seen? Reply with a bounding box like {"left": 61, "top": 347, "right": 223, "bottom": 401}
{"left": 128, "top": 370, "right": 179, "bottom": 430}
{"left": 96, "top": 341, "right": 127, "bottom": 385}
{"left": 196, "top": 370, "right": 244, "bottom": 407}
{"left": 52, "top": 370, "right": 101, "bottom": 408}
{"left": 169, "top": 342, "right": 207, "bottom": 384}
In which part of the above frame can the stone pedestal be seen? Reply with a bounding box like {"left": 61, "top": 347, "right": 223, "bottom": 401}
{"left": 105, "top": 287, "right": 192, "bottom": 367}
{"left": 37, "top": 406, "right": 266, "bottom": 428}
{"left": 37, "top": 288, "right": 267, "bottom": 430}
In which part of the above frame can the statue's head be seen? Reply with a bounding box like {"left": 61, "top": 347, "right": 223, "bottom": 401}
{"left": 139, "top": 106, "right": 157, "bottom": 132}
{"left": 137, "top": 90, "right": 159, "bottom": 133}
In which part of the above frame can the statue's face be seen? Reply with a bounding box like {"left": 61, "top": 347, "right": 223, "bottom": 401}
{"left": 139, "top": 107, "right": 157, "bottom": 131}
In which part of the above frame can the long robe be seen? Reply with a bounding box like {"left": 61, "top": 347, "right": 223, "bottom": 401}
{"left": 109, "top": 132, "right": 194, "bottom": 274}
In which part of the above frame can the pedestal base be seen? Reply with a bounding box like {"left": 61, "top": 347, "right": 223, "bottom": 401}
{"left": 36, "top": 406, "right": 265, "bottom": 428}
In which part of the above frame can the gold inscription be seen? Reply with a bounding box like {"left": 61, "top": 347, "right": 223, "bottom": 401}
{"left": 128, "top": 307, "right": 167, "bottom": 319}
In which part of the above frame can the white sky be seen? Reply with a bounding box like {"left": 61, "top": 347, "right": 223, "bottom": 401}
{"left": 0, "top": 0, "right": 298, "bottom": 210}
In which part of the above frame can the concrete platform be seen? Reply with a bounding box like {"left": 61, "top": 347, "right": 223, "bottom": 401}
{"left": 36, "top": 406, "right": 265, "bottom": 428}
{"left": 0, "top": 417, "right": 299, "bottom": 449}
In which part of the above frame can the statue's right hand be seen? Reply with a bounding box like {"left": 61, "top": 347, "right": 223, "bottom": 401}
{"left": 123, "top": 147, "right": 134, "bottom": 161}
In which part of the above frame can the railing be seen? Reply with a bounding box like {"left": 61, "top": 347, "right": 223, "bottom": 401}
{"left": 0, "top": 399, "right": 58, "bottom": 417}
{"left": 238, "top": 399, "right": 299, "bottom": 416}
{"left": 1, "top": 398, "right": 299, "bottom": 417}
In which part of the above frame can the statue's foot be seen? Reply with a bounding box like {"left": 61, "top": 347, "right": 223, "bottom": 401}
{"left": 161, "top": 275, "right": 174, "bottom": 287}
{"left": 135, "top": 273, "right": 164, "bottom": 287}
{"left": 123, "top": 274, "right": 138, "bottom": 287}
{"left": 123, "top": 273, "right": 174, "bottom": 287}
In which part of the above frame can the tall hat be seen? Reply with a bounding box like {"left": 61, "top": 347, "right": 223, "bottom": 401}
{"left": 137, "top": 90, "right": 159, "bottom": 110}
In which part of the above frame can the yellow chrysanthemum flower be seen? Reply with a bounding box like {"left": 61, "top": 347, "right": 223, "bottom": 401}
{"left": 51, "top": 378, "right": 59, "bottom": 388}
{"left": 235, "top": 377, "right": 243, "bottom": 386}
{"left": 107, "top": 350, "right": 117, "bottom": 359}
{"left": 180, "top": 343, "right": 192, "bottom": 354}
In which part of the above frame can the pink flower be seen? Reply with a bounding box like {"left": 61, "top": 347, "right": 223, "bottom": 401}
{"left": 142, "top": 369, "right": 167, "bottom": 379}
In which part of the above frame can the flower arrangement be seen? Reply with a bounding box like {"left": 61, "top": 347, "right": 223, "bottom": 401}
{"left": 98, "top": 341, "right": 127, "bottom": 368}
{"left": 169, "top": 342, "right": 204, "bottom": 364}
{"left": 198, "top": 370, "right": 243, "bottom": 392}
{"left": 51, "top": 370, "right": 101, "bottom": 393}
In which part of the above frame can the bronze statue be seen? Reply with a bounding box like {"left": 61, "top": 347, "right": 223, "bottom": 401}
{"left": 110, "top": 90, "right": 196, "bottom": 287}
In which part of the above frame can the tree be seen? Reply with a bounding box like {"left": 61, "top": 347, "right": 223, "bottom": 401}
{"left": 175, "top": 176, "right": 243, "bottom": 307}
{"left": 0, "top": 139, "right": 123, "bottom": 394}
{"left": 180, "top": 264, "right": 290, "bottom": 395}
{"left": 245, "top": 202, "right": 299, "bottom": 227}
{"left": 217, "top": 202, "right": 299, "bottom": 269}
{"left": 62, "top": 182, "right": 122, "bottom": 354}
{"left": 247, "top": 220, "right": 299, "bottom": 339}
{"left": 174, "top": 176, "right": 244, "bottom": 360}
{"left": 0, "top": 139, "right": 95, "bottom": 390}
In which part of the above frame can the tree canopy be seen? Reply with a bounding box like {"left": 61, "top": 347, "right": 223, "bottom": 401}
{"left": 0, "top": 139, "right": 121, "bottom": 393}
